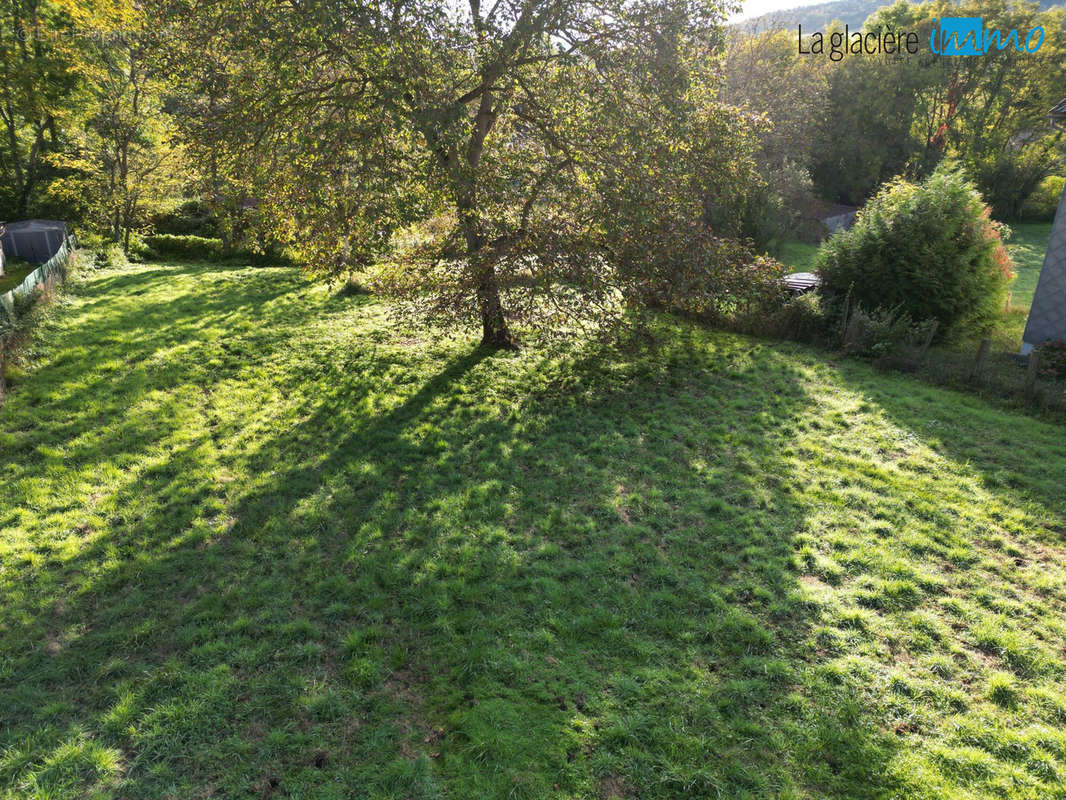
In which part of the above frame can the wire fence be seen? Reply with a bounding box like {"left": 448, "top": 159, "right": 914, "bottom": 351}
{"left": 0, "top": 234, "right": 77, "bottom": 323}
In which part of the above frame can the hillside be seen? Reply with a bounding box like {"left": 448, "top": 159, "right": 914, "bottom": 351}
{"left": 2, "top": 259, "right": 1066, "bottom": 798}
{"left": 740, "top": 0, "right": 1063, "bottom": 31}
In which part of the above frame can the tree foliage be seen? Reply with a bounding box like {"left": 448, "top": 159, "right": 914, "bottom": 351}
{"left": 158, "top": 0, "right": 763, "bottom": 346}
{"left": 725, "top": 0, "right": 1066, "bottom": 218}
{"left": 0, "top": 0, "right": 185, "bottom": 246}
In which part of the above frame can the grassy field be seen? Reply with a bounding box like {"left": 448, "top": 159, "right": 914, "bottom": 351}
{"left": 1005, "top": 222, "right": 1052, "bottom": 310}
{"left": 775, "top": 241, "right": 819, "bottom": 273}
{"left": 3, "top": 260, "right": 1066, "bottom": 799}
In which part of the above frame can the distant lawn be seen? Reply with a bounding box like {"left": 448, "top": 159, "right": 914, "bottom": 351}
{"left": 0, "top": 261, "right": 35, "bottom": 293}
{"left": 777, "top": 239, "right": 819, "bottom": 272}
{"left": 3, "top": 261, "right": 1066, "bottom": 799}
{"left": 1006, "top": 221, "right": 1052, "bottom": 310}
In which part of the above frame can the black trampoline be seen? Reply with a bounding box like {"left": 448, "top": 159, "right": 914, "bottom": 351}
{"left": 1, "top": 219, "right": 71, "bottom": 265}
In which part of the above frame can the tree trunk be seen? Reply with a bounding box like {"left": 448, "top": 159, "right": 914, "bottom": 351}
{"left": 476, "top": 261, "right": 513, "bottom": 349}
{"left": 460, "top": 205, "right": 514, "bottom": 349}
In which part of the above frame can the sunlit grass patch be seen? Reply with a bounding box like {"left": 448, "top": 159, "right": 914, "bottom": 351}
{"left": 1, "top": 259, "right": 1065, "bottom": 798}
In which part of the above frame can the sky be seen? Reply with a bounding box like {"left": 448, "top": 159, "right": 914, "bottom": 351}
{"left": 730, "top": 0, "right": 827, "bottom": 22}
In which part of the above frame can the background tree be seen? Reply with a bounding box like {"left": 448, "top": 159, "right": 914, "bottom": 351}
{"left": 161, "top": 0, "right": 755, "bottom": 347}
{"left": 935, "top": 0, "right": 1066, "bottom": 218}
{"left": 0, "top": 0, "right": 85, "bottom": 217}
{"left": 71, "top": 25, "right": 184, "bottom": 248}
{"left": 727, "top": 0, "right": 1066, "bottom": 216}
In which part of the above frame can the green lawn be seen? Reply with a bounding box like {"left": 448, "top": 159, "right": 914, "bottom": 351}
{"left": 776, "top": 240, "right": 819, "bottom": 273}
{"left": 1006, "top": 222, "right": 1052, "bottom": 310}
{"left": 3, "top": 260, "right": 1066, "bottom": 799}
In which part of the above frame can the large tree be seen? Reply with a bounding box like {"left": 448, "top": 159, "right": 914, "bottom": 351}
{"left": 161, "top": 0, "right": 751, "bottom": 347}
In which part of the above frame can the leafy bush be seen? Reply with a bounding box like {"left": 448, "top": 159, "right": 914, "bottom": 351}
{"left": 625, "top": 230, "right": 790, "bottom": 329}
{"left": 100, "top": 243, "right": 130, "bottom": 270}
{"left": 143, "top": 234, "right": 291, "bottom": 266}
{"left": 816, "top": 164, "right": 1013, "bottom": 338}
{"left": 125, "top": 232, "right": 156, "bottom": 262}
{"left": 766, "top": 291, "right": 828, "bottom": 342}
{"left": 144, "top": 234, "right": 225, "bottom": 261}
{"left": 151, "top": 200, "right": 220, "bottom": 237}
{"left": 75, "top": 234, "right": 145, "bottom": 266}
{"left": 75, "top": 231, "right": 107, "bottom": 252}
{"left": 740, "top": 160, "right": 817, "bottom": 249}
{"left": 1021, "top": 176, "right": 1065, "bottom": 222}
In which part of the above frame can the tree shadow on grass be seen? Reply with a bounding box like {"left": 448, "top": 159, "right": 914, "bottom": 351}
{"left": 0, "top": 266, "right": 899, "bottom": 799}
{"left": 832, "top": 360, "right": 1066, "bottom": 529}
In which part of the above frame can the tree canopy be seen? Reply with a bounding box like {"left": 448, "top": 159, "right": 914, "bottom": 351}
{"left": 156, "top": 0, "right": 764, "bottom": 346}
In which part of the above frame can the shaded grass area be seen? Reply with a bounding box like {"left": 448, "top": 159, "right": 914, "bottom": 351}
{"left": 1006, "top": 221, "right": 1052, "bottom": 311}
{"left": 0, "top": 261, "right": 35, "bottom": 293}
{"left": 2, "top": 261, "right": 1066, "bottom": 799}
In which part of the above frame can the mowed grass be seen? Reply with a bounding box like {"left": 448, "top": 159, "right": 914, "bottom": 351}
{"left": 1006, "top": 222, "right": 1052, "bottom": 311}
{"left": 3, "top": 261, "right": 1066, "bottom": 800}
{"left": 776, "top": 240, "right": 819, "bottom": 273}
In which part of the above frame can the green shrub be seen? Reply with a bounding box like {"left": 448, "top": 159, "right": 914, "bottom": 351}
{"left": 769, "top": 291, "right": 828, "bottom": 341}
{"left": 144, "top": 234, "right": 225, "bottom": 261}
{"left": 125, "top": 232, "right": 156, "bottom": 262}
{"left": 151, "top": 199, "right": 220, "bottom": 237}
{"left": 1021, "top": 175, "right": 1064, "bottom": 222}
{"left": 739, "top": 160, "right": 816, "bottom": 249}
{"left": 816, "top": 164, "right": 1013, "bottom": 338}
{"left": 100, "top": 243, "right": 129, "bottom": 271}
{"left": 77, "top": 231, "right": 109, "bottom": 252}
{"left": 143, "top": 234, "right": 291, "bottom": 266}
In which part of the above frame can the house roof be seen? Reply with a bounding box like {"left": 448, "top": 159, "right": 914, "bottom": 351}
{"left": 795, "top": 198, "right": 858, "bottom": 222}
{"left": 1052, "top": 98, "right": 1066, "bottom": 124}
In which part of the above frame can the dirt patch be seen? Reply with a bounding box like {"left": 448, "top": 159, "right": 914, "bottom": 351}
{"left": 599, "top": 775, "right": 636, "bottom": 799}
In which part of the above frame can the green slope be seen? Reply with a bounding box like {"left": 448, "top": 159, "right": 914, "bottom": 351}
{"left": 2, "top": 260, "right": 1066, "bottom": 799}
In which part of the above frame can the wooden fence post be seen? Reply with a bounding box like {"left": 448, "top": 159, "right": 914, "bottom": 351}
{"left": 968, "top": 338, "right": 990, "bottom": 382}
{"left": 1024, "top": 349, "right": 1041, "bottom": 406}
